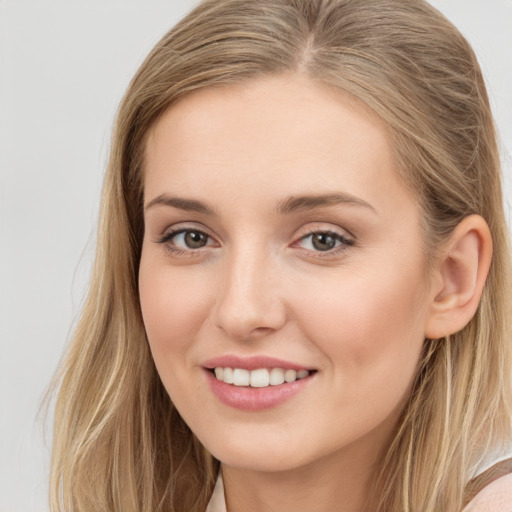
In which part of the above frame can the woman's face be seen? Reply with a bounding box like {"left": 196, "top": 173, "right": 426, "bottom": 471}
{"left": 139, "top": 74, "right": 436, "bottom": 473}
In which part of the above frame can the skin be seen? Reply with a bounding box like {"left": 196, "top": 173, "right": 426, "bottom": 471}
{"left": 462, "top": 474, "right": 512, "bottom": 511}
{"left": 139, "top": 74, "right": 444, "bottom": 512}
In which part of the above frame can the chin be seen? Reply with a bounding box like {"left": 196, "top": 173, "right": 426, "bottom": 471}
{"left": 198, "top": 428, "right": 330, "bottom": 474}
{"left": 213, "top": 448, "right": 306, "bottom": 473}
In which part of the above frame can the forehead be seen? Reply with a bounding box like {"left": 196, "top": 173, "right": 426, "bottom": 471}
{"left": 144, "top": 73, "right": 415, "bottom": 220}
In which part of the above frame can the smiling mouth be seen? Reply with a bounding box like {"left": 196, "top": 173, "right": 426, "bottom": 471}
{"left": 211, "top": 367, "right": 315, "bottom": 388}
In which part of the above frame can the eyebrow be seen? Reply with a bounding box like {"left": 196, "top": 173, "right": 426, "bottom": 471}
{"left": 276, "top": 193, "right": 376, "bottom": 215}
{"left": 145, "top": 194, "right": 215, "bottom": 215}
{"left": 144, "top": 192, "right": 376, "bottom": 215}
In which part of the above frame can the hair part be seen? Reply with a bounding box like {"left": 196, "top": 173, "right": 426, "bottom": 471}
{"left": 49, "top": 1, "right": 512, "bottom": 510}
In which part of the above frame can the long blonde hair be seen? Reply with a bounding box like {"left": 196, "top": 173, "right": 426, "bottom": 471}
{"left": 50, "top": 1, "right": 512, "bottom": 510}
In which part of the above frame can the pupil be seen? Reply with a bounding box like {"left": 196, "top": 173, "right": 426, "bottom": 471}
{"left": 185, "top": 231, "right": 206, "bottom": 249}
{"left": 312, "top": 233, "right": 336, "bottom": 251}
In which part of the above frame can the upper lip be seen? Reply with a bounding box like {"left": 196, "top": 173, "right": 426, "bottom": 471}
{"left": 202, "top": 355, "right": 313, "bottom": 371}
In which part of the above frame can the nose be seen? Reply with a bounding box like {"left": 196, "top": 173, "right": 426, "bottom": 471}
{"left": 213, "top": 247, "right": 287, "bottom": 341}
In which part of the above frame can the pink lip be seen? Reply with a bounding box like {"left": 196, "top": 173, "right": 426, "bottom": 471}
{"left": 202, "top": 355, "right": 316, "bottom": 411}
{"left": 202, "top": 355, "right": 312, "bottom": 371}
{"left": 205, "top": 371, "right": 314, "bottom": 411}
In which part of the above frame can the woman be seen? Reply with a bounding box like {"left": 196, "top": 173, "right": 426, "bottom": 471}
{"left": 50, "top": 0, "right": 512, "bottom": 510}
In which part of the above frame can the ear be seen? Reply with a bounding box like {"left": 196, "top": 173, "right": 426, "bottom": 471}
{"left": 424, "top": 215, "right": 493, "bottom": 339}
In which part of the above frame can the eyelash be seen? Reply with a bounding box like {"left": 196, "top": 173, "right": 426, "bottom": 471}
{"left": 157, "top": 228, "right": 214, "bottom": 256}
{"left": 294, "top": 231, "right": 354, "bottom": 255}
{"left": 156, "top": 228, "right": 355, "bottom": 257}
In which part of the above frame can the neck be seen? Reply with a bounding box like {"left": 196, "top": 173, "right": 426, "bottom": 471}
{"left": 221, "top": 437, "right": 387, "bottom": 512}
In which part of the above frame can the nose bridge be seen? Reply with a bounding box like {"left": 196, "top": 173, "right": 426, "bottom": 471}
{"left": 215, "top": 242, "right": 286, "bottom": 339}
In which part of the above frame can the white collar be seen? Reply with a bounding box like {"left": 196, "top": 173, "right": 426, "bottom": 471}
{"left": 206, "top": 473, "right": 227, "bottom": 512}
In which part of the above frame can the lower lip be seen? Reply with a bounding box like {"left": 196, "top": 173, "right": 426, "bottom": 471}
{"left": 205, "top": 369, "right": 315, "bottom": 411}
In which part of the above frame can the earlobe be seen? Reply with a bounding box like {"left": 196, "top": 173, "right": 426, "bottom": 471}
{"left": 424, "top": 215, "right": 493, "bottom": 340}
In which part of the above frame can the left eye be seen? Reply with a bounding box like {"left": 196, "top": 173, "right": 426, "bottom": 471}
{"left": 297, "top": 231, "right": 351, "bottom": 252}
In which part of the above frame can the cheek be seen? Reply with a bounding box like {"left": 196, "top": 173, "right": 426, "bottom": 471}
{"left": 138, "top": 254, "right": 212, "bottom": 362}
{"left": 289, "top": 272, "right": 427, "bottom": 446}
{"left": 292, "top": 264, "right": 428, "bottom": 388}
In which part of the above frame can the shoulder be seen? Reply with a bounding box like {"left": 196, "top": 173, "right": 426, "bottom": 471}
{"left": 462, "top": 473, "right": 512, "bottom": 511}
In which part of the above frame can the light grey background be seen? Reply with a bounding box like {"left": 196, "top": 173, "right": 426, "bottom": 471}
{"left": 0, "top": 1, "right": 511, "bottom": 511}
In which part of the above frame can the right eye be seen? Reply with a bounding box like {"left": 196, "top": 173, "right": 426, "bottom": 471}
{"left": 158, "top": 228, "right": 216, "bottom": 253}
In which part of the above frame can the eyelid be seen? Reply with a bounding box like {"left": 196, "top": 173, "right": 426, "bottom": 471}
{"left": 292, "top": 222, "right": 355, "bottom": 243}
{"left": 290, "top": 224, "right": 356, "bottom": 257}
{"left": 153, "top": 222, "right": 355, "bottom": 258}
{"left": 159, "top": 228, "right": 212, "bottom": 244}
{"left": 155, "top": 223, "right": 220, "bottom": 255}
{"left": 157, "top": 221, "right": 215, "bottom": 240}
{"left": 295, "top": 231, "right": 353, "bottom": 247}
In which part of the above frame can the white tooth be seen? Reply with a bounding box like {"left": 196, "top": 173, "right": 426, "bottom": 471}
{"left": 250, "top": 368, "right": 270, "bottom": 387}
{"left": 214, "top": 367, "right": 223, "bottom": 380}
{"left": 297, "top": 370, "right": 309, "bottom": 379}
{"left": 233, "top": 368, "right": 250, "bottom": 386}
{"left": 223, "top": 367, "right": 234, "bottom": 384}
{"left": 284, "top": 369, "right": 297, "bottom": 383}
{"left": 269, "top": 368, "right": 285, "bottom": 385}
